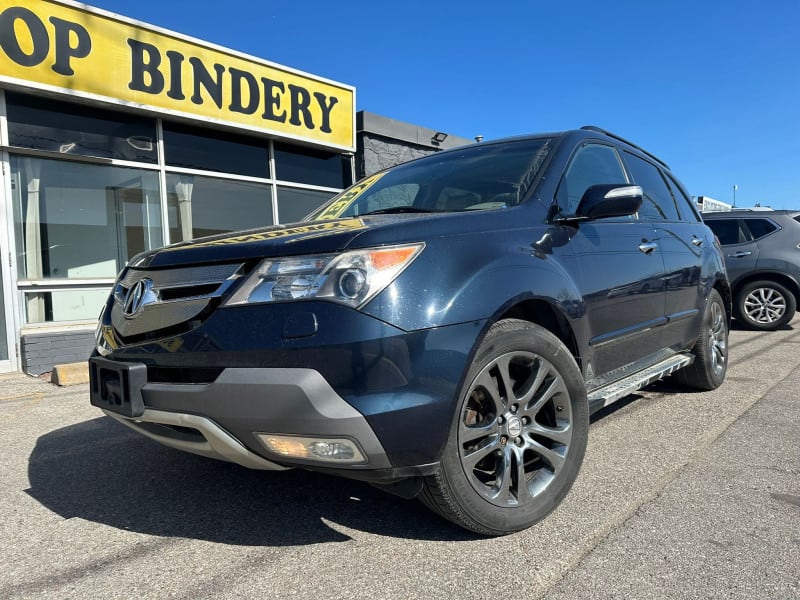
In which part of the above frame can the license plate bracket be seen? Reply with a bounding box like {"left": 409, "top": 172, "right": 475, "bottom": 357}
{"left": 89, "top": 357, "right": 147, "bottom": 418}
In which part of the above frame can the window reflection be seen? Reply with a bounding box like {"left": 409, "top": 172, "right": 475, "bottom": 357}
{"left": 274, "top": 142, "right": 351, "bottom": 188}
{"left": 163, "top": 122, "right": 269, "bottom": 177}
{"left": 24, "top": 290, "right": 111, "bottom": 324}
{"left": 6, "top": 92, "right": 158, "bottom": 163}
{"left": 167, "top": 174, "right": 273, "bottom": 241}
{"left": 10, "top": 156, "right": 162, "bottom": 322}
{"left": 277, "top": 186, "right": 335, "bottom": 224}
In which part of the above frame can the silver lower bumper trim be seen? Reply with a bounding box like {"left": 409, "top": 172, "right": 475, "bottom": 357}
{"left": 104, "top": 408, "right": 290, "bottom": 471}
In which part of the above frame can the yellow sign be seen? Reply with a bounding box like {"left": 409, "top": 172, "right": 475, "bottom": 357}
{"left": 0, "top": 0, "right": 355, "bottom": 150}
{"left": 177, "top": 219, "right": 366, "bottom": 249}
{"left": 315, "top": 172, "right": 386, "bottom": 220}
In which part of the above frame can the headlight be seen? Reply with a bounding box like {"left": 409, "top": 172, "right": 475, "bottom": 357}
{"left": 224, "top": 243, "right": 424, "bottom": 308}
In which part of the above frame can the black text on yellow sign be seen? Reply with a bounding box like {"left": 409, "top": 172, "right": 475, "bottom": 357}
{"left": 0, "top": 1, "right": 355, "bottom": 149}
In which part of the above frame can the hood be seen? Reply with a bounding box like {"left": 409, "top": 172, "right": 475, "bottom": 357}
{"left": 137, "top": 218, "right": 370, "bottom": 268}
{"left": 135, "top": 205, "right": 544, "bottom": 269}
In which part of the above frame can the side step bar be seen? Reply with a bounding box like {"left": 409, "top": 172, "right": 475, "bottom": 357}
{"left": 587, "top": 353, "right": 693, "bottom": 412}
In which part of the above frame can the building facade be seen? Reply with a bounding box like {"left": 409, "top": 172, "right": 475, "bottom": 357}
{"left": 0, "top": 0, "right": 471, "bottom": 374}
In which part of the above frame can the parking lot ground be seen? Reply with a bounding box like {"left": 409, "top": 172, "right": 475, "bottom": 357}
{"left": 1, "top": 320, "right": 799, "bottom": 599}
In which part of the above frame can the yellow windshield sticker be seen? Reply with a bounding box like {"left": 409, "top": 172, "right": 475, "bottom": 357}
{"left": 315, "top": 172, "right": 387, "bottom": 220}
{"left": 176, "top": 218, "right": 366, "bottom": 249}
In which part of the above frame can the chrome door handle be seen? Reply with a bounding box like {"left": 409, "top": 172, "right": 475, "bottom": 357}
{"left": 638, "top": 241, "right": 658, "bottom": 254}
{"left": 692, "top": 238, "right": 703, "bottom": 247}
{"left": 728, "top": 251, "right": 752, "bottom": 258}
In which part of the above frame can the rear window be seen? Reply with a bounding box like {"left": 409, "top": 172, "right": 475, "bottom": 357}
{"left": 705, "top": 219, "right": 748, "bottom": 245}
{"left": 744, "top": 218, "right": 779, "bottom": 240}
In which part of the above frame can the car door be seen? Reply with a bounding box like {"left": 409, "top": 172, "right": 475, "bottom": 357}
{"left": 557, "top": 142, "right": 666, "bottom": 378}
{"left": 622, "top": 152, "right": 705, "bottom": 351}
{"left": 704, "top": 217, "right": 759, "bottom": 286}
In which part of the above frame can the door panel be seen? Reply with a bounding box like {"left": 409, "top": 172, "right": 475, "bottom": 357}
{"left": 571, "top": 221, "right": 666, "bottom": 376}
{"left": 653, "top": 222, "right": 705, "bottom": 348}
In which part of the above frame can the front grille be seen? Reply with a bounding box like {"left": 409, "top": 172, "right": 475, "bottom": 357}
{"left": 111, "top": 262, "right": 244, "bottom": 339}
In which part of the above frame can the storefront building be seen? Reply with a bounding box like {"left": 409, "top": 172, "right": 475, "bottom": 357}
{"left": 0, "top": 0, "right": 360, "bottom": 374}
{"left": 0, "top": 0, "right": 471, "bottom": 375}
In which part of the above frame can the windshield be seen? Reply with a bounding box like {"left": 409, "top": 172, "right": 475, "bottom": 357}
{"left": 307, "top": 137, "right": 553, "bottom": 221}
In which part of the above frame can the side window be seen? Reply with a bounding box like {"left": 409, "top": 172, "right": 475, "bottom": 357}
{"left": 558, "top": 144, "right": 627, "bottom": 213}
{"left": 624, "top": 152, "right": 681, "bottom": 221}
{"left": 665, "top": 175, "right": 701, "bottom": 222}
{"left": 705, "top": 219, "right": 748, "bottom": 246}
{"left": 743, "top": 219, "right": 778, "bottom": 240}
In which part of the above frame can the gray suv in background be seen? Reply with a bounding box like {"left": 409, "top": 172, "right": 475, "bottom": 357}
{"left": 703, "top": 210, "right": 800, "bottom": 330}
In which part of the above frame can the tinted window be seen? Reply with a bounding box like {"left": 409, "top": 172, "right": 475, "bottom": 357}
{"left": 309, "top": 138, "right": 553, "bottom": 220}
{"left": 665, "top": 175, "right": 700, "bottom": 222}
{"left": 276, "top": 186, "right": 336, "bottom": 224}
{"left": 558, "top": 144, "right": 627, "bottom": 213}
{"left": 6, "top": 91, "right": 157, "bottom": 163}
{"left": 10, "top": 155, "right": 162, "bottom": 280}
{"left": 166, "top": 173, "right": 272, "bottom": 242}
{"left": 274, "top": 142, "right": 351, "bottom": 188}
{"left": 744, "top": 219, "right": 778, "bottom": 240}
{"left": 705, "top": 219, "right": 748, "bottom": 245}
{"left": 163, "top": 122, "right": 269, "bottom": 177}
{"left": 624, "top": 153, "right": 680, "bottom": 221}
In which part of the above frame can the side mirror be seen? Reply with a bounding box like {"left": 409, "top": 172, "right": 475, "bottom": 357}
{"left": 576, "top": 184, "right": 642, "bottom": 220}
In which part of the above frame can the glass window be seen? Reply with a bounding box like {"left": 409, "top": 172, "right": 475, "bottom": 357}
{"left": 24, "top": 289, "right": 110, "bottom": 324}
{"left": 558, "top": 144, "right": 627, "bottom": 214}
{"left": 274, "top": 142, "right": 351, "bottom": 188}
{"left": 624, "top": 153, "right": 681, "bottom": 221}
{"left": 665, "top": 175, "right": 701, "bottom": 222}
{"left": 744, "top": 219, "right": 778, "bottom": 240}
{"left": 5, "top": 91, "right": 158, "bottom": 163}
{"left": 11, "top": 155, "right": 163, "bottom": 282}
{"left": 310, "top": 138, "right": 553, "bottom": 220}
{"left": 355, "top": 184, "right": 420, "bottom": 214}
{"left": 705, "top": 219, "right": 748, "bottom": 246}
{"left": 277, "top": 186, "right": 336, "bottom": 224}
{"left": 163, "top": 122, "right": 269, "bottom": 178}
{"left": 166, "top": 174, "right": 273, "bottom": 242}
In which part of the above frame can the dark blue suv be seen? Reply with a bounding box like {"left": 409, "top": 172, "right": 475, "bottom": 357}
{"left": 90, "top": 127, "right": 730, "bottom": 535}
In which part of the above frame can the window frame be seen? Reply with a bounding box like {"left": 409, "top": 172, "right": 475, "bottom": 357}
{"left": 556, "top": 141, "right": 631, "bottom": 216}
{"left": 741, "top": 217, "right": 781, "bottom": 241}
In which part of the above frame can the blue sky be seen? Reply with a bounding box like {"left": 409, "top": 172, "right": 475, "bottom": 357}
{"left": 89, "top": 0, "right": 799, "bottom": 209}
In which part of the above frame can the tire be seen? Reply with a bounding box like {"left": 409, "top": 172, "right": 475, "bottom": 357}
{"left": 734, "top": 280, "right": 796, "bottom": 331}
{"left": 674, "top": 289, "right": 728, "bottom": 390}
{"left": 419, "top": 319, "right": 588, "bottom": 536}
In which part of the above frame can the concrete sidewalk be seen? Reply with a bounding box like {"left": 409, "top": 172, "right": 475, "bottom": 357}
{"left": 0, "top": 372, "right": 56, "bottom": 402}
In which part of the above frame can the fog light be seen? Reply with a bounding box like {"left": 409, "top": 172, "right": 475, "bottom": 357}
{"left": 257, "top": 434, "right": 366, "bottom": 464}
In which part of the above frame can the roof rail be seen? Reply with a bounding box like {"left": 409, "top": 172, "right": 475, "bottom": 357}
{"left": 580, "top": 125, "right": 669, "bottom": 170}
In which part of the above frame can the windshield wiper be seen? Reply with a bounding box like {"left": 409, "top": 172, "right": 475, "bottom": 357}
{"left": 362, "top": 206, "right": 443, "bottom": 216}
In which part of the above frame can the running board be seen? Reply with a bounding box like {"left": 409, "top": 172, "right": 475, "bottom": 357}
{"left": 587, "top": 353, "right": 693, "bottom": 411}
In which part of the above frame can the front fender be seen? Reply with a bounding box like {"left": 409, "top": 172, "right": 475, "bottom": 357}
{"left": 362, "top": 229, "right": 584, "bottom": 333}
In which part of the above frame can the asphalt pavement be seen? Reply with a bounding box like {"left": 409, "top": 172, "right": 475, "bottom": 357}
{"left": 1, "top": 320, "right": 798, "bottom": 599}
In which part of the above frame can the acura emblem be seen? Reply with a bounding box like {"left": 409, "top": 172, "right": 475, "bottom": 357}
{"left": 123, "top": 278, "right": 156, "bottom": 317}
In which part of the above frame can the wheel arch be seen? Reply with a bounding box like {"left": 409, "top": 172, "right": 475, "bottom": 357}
{"left": 712, "top": 277, "right": 733, "bottom": 324}
{"left": 494, "top": 298, "right": 582, "bottom": 372}
{"left": 731, "top": 272, "right": 800, "bottom": 303}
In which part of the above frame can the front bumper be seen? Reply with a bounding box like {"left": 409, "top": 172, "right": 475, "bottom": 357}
{"left": 92, "top": 301, "right": 486, "bottom": 480}
{"left": 93, "top": 365, "right": 392, "bottom": 471}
